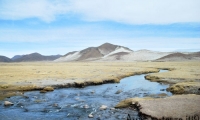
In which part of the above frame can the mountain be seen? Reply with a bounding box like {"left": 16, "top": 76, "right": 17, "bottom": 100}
{"left": 55, "top": 43, "right": 174, "bottom": 62}
{"left": 11, "top": 55, "right": 23, "bottom": 60}
{"left": 156, "top": 52, "right": 200, "bottom": 61}
{"left": 13, "top": 53, "right": 62, "bottom": 62}
{"left": 0, "top": 56, "right": 12, "bottom": 62}
{"left": 100, "top": 49, "right": 171, "bottom": 61}
{"left": 55, "top": 43, "right": 133, "bottom": 62}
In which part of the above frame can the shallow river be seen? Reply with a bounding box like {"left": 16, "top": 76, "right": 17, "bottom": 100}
{"left": 0, "top": 70, "right": 172, "bottom": 120}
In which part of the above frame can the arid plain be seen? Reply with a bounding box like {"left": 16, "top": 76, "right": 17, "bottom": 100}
{"left": 1, "top": 61, "right": 200, "bottom": 119}
{"left": 1, "top": 61, "right": 200, "bottom": 98}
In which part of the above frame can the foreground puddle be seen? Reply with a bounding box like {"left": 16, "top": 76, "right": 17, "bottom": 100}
{"left": 0, "top": 70, "right": 172, "bottom": 120}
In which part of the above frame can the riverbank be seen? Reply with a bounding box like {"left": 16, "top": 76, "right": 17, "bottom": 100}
{"left": 0, "top": 62, "right": 160, "bottom": 100}
{"left": 115, "top": 94, "right": 200, "bottom": 120}
{"left": 0, "top": 69, "right": 171, "bottom": 119}
{"left": 1, "top": 61, "right": 200, "bottom": 119}
{"left": 0, "top": 61, "right": 200, "bottom": 100}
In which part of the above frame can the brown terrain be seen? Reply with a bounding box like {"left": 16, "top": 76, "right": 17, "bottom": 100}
{"left": 55, "top": 43, "right": 133, "bottom": 61}
{"left": 1, "top": 43, "right": 200, "bottom": 119}
{"left": 0, "top": 56, "right": 12, "bottom": 62}
{"left": 0, "top": 61, "right": 200, "bottom": 119}
{"left": 12, "top": 53, "right": 62, "bottom": 62}
{"left": 156, "top": 52, "right": 200, "bottom": 61}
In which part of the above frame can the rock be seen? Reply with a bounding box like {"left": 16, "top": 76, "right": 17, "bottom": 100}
{"left": 132, "top": 101, "right": 136, "bottom": 105}
{"left": 23, "top": 95, "right": 29, "bottom": 98}
{"left": 53, "top": 103, "right": 58, "bottom": 107}
{"left": 110, "top": 108, "right": 115, "bottom": 110}
{"left": 115, "top": 90, "right": 122, "bottom": 94}
{"left": 34, "top": 99, "right": 42, "bottom": 103}
{"left": 88, "top": 114, "right": 93, "bottom": 118}
{"left": 40, "top": 90, "right": 47, "bottom": 93}
{"left": 75, "top": 97, "right": 79, "bottom": 101}
{"left": 43, "top": 86, "right": 54, "bottom": 91}
{"left": 99, "top": 105, "right": 107, "bottom": 110}
{"left": 83, "top": 104, "right": 89, "bottom": 109}
{"left": 91, "top": 90, "right": 95, "bottom": 94}
{"left": 160, "top": 89, "right": 165, "bottom": 91}
{"left": 4, "top": 101, "right": 14, "bottom": 106}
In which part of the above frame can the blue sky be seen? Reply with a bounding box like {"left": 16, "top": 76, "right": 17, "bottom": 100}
{"left": 0, "top": 0, "right": 200, "bottom": 58}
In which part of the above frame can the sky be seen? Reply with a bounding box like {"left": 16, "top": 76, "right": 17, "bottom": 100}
{"left": 0, "top": 0, "right": 200, "bottom": 58}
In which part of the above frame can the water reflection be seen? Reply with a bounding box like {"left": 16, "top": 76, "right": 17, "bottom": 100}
{"left": 0, "top": 70, "right": 171, "bottom": 120}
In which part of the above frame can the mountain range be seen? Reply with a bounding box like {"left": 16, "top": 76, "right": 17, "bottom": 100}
{"left": 55, "top": 43, "right": 200, "bottom": 62}
{"left": 0, "top": 43, "right": 200, "bottom": 62}
{"left": 0, "top": 53, "right": 61, "bottom": 62}
{"left": 156, "top": 52, "right": 200, "bottom": 61}
{"left": 55, "top": 43, "right": 133, "bottom": 62}
{"left": 0, "top": 56, "right": 13, "bottom": 62}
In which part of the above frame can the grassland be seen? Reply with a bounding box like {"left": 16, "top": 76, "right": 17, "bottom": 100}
{"left": 0, "top": 61, "right": 200, "bottom": 99}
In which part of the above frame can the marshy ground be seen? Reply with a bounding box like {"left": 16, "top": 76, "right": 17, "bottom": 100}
{"left": 0, "top": 61, "right": 200, "bottom": 119}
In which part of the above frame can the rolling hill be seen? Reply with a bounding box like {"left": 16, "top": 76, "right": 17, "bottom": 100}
{"left": 13, "top": 53, "right": 62, "bottom": 62}
{"left": 156, "top": 52, "right": 200, "bottom": 61}
{"left": 55, "top": 43, "right": 171, "bottom": 62}
{"left": 0, "top": 56, "right": 12, "bottom": 62}
{"left": 55, "top": 43, "right": 133, "bottom": 62}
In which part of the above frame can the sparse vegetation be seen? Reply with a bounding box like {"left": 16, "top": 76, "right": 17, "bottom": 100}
{"left": 0, "top": 61, "right": 200, "bottom": 99}
{"left": 115, "top": 95, "right": 200, "bottom": 119}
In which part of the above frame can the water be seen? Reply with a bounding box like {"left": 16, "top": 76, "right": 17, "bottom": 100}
{"left": 0, "top": 70, "right": 172, "bottom": 120}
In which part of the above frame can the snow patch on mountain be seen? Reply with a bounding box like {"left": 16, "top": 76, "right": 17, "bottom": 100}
{"left": 55, "top": 51, "right": 81, "bottom": 62}
{"left": 103, "top": 47, "right": 132, "bottom": 58}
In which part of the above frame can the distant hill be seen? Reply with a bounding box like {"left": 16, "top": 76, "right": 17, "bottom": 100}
{"left": 11, "top": 55, "right": 23, "bottom": 60}
{"left": 1, "top": 43, "right": 199, "bottom": 62}
{"left": 55, "top": 43, "right": 133, "bottom": 62}
{"left": 0, "top": 56, "right": 12, "bottom": 62}
{"left": 156, "top": 52, "right": 200, "bottom": 61}
{"left": 55, "top": 43, "right": 172, "bottom": 62}
{"left": 12, "top": 53, "right": 62, "bottom": 62}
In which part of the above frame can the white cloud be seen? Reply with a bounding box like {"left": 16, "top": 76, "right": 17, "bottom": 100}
{"left": 0, "top": 0, "right": 71, "bottom": 22}
{"left": 71, "top": 0, "right": 200, "bottom": 24}
{"left": 0, "top": 0, "right": 199, "bottom": 24}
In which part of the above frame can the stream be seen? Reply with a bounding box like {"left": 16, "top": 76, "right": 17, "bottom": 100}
{"left": 0, "top": 70, "right": 172, "bottom": 120}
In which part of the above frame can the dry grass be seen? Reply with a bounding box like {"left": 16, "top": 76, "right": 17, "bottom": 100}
{"left": 144, "top": 62, "right": 200, "bottom": 83}
{"left": 167, "top": 82, "right": 200, "bottom": 94}
{"left": 0, "top": 62, "right": 159, "bottom": 99}
{"left": 0, "top": 61, "right": 200, "bottom": 99}
{"left": 0, "top": 62, "right": 159, "bottom": 86}
{"left": 116, "top": 95, "right": 200, "bottom": 119}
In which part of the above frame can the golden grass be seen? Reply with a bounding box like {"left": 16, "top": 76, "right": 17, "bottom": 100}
{"left": 167, "top": 82, "right": 200, "bottom": 94}
{"left": 144, "top": 61, "right": 200, "bottom": 83}
{"left": 0, "top": 61, "right": 200, "bottom": 99}
{"left": 0, "top": 62, "right": 159, "bottom": 87}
